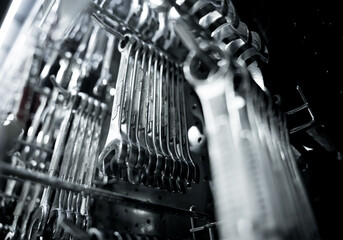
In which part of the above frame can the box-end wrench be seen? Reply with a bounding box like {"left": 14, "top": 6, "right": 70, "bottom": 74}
{"left": 156, "top": 56, "right": 177, "bottom": 192}
{"left": 131, "top": 45, "right": 149, "bottom": 185}
{"left": 125, "top": 44, "right": 142, "bottom": 185}
{"left": 99, "top": 35, "right": 134, "bottom": 178}
{"left": 179, "top": 70, "right": 200, "bottom": 184}
{"left": 137, "top": 47, "right": 158, "bottom": 187}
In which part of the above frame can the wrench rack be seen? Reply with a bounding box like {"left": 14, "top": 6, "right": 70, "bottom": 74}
{"left": 0, "top": 0, "right": 321, "bottom": 240}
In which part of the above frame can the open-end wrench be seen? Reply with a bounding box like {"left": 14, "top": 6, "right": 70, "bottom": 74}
{"left": 18, "top": 183, "right": 42, "bottom": 240}
{"left": 150, "top": 53, "right": 167, "bottom": 189}
{"left": 162, "top": 60, "right": 182, "bottom": 192}
{"left": 73, "top": 100, "right": 101, "bottom": 229}
{"left": 99, "top": 35, "right": 135, "bottom": 178}
{"left": 82, "top": 102, "right": 108, "bottom": 230}
{"left": 60, "top": 97, "right": 94, "bottom": 240}
{"left": 131, "top": 44, "right": 149, "bottom": 185}
{"left": 124, "top": 44, "right": 142, "bottom": 184}
{"left": 27, "top": 92, "right": 80, "bottom": 239}
{"left": 183, "top": 47, "right": 270, "bottom": 239}
{"left": 137, "top": 46, "right": 158, "bottom": 187}
{"left": 174, "top": 67, "right": 191, "bottom": 191}
{"left": 4, "top": 180, "right": 31, "bottom": 240}
{"left": 93, "top": 33, "right": 116, "bottom": 97}
{"left": 146, "top": 50, "right": 177, "bottom": 190}
{"left": 156, "top": 56, "right": 177, "bottom": 192}
{"left": 47, "top": 93, "right": 88, "bottom": 239}
{"left": 179, "top": 69, "right": 200, "bottom": 184}
{"left": 167, "top": 63, "right": 186, "bottom": 193}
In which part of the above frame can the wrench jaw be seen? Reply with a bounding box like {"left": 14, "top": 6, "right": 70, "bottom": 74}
{"left": 144, "top": 154, "right": 157, "bottom": 187}
{"left": 4, "top": 219, "right": 20, "bottom": 240}
{"left": 4, "top": 231, "right": 17, "bottom": 240}
{"left": 176, "top": 176, "right": 187, "bottom": 194}
{"left": 74, "top": 195, "right": 84, "bottom": 230}
{"left": 134, "top": 146, "right": 147, "bottom": 185}
{"left": 61, "top": 192, "right": 75, "bottom": 240}
{"left": 153, "top": 153, "right": 166, "bottom": 189}
{"left": 98, "top": 138, "right": 127, "bottom": 178}
{"left": 161, "top": 157, "right": 175, "bottom": 192}
{"left": 48, "top": 190, "right": 67, "bottom": 239}
{"left": 191, "top": 162, "right": 200, "bottom": 184}
{"left": 27, "top": 203, "right": 50, "bottom": 239}
{"left": 126, "top": 143, "right": 140, "bottom": 185}
{"left": 83, "top": 213, "right": 92, "bottom": 232}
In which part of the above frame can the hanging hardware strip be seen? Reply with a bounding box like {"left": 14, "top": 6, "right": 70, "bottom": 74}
{"left": 0, "top": 162, "right": 209, "bottom": 220}
{"left": 99, "top": 34, "right": 199, "bottom": 193}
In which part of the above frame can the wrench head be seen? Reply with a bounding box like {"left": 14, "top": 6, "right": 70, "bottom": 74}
{"left": 4, "top": 230, "right": 16, "bottom": 240}
{"left": 153, "top": 154, "right": 165, "bottom": 189}
{"left": 100, "top": 137, "right": 130, "bottom": 178}
{"left": 176, "top": 178, "right": 187, "bottom": 194}
{"left": 48, "top": 207, "right": 66, "bottom": 239}
{"left": 126, "top": 144, "right": 140, "bottom": 184}
{"left": 192, "top": 162, "right": 200, "bottom": 184}
{"left": 144, "top": 154, "right": 157, "bottom": 187}
{"left": 27, "top": 203, "right": 50, "bottom": 239}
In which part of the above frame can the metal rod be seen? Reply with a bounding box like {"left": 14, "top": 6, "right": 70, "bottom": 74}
{"left": 0, "top": 162, "right": 210, "bottom": 220}
{"left": 190, "top": 221, "right": 219, "bottom": 233}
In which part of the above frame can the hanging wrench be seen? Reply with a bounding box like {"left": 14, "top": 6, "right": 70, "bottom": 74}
{"left": 179, "top": 70, "right": 200, "bottom": 184}
{"left": 174, "top": 66, "right": 191, "bottom": 191}
{"left": 125, "top": 43, "right": 142, "bottom": 184}
{"left": 166, "top": 63, "right": 186, "bottom": 193}
{"left": 99, "top": 35, "right": 135, "bottom": 178}
{"left": 18, "top": 183, "right": 42, "bottom": 240}
{"left": 155, "top": 55, "right": 177, "bottom": 192}
{"left": 130, "top": 44, "right": 149, "bottom": 185}
{"left": 136, "top": 46, "right": 158, "bottom": 187}
{"left": 82, "top": 102, "right": 108, "bottom": 230}
{"left": 59, "top": 97, "right": 94, "bottom": 240}
{"left": 163, "top": 60, "right": 181, "bottom": 192}
{"left": 145, "top": 51, "right": 167, "bottom": 189}
{"left": 93, "top": 33, "right": 116, "bottom": 97}
{"left": 27, "top": 92, "right": 80, "bottom": 239}
{"left": 47, "top": 94, "right": 88, "bottom": 239}
{"left": 73, "top": 100, "right": 101, "bottom": 229}
{"left": 4, "top": 181, "right": 31, "bottom": 240}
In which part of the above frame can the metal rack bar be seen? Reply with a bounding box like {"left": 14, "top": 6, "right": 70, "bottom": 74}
{"left": 0, "top": 162, "right": 210, "bottom": 220}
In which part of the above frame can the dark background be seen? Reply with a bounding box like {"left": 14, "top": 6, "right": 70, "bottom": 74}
{"left": 1, "top": 0, "right": 343, "bottom": 239}
{"left": 0, "top": 0, "right": 10, "bottom": 25}
{"left": 233, "top": 0, "right": 343, "bottom": 239}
